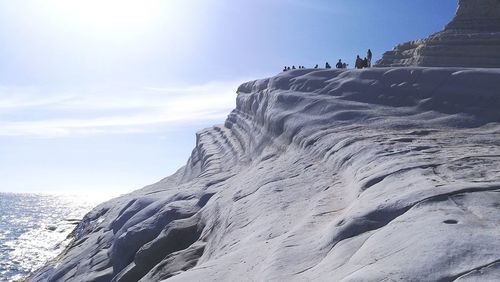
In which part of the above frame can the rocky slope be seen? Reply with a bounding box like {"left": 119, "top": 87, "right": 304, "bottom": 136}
{"left": 30, "top": 67, "right": 500, "bottom": 281}
{"left": 375, "top": 0, "right": 500, "bottom": 68}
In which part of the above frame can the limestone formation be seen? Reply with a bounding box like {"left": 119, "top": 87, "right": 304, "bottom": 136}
{"left": 29, "top": 67, "right": 500, "bottom": 282}
{"left": 375, "top": 0, "right": 500, "bottom": 68}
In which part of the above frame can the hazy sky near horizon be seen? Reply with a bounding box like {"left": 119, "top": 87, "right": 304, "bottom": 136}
{"left": 0, "top": 0, "right": 456, "bottom": 194}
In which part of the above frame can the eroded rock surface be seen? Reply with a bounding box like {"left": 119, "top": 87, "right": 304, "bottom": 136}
{"left": 30, "top": 68, "right": 500, "bottom": 281}
{"left": 376, "top": 0, "right": 500, "bottom": 68}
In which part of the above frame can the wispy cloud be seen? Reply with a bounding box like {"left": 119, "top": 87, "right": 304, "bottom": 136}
{"left": 0, "top": 80, "right": 244, "bottom": 137}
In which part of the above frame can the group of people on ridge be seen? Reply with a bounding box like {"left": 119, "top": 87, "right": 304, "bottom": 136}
{"left": 355, "top": 49, "right": 372, "bottom": 69}
{"left": 282, "top": 65, "right": 307, "bottom": 71}
{"left": 334, "top": 60, "right": 348, "bottom": 69}
{"left": 282, "top": 49, "right": 372, "bottom": 72}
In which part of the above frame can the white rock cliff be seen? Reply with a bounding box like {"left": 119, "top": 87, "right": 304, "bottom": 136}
{"left": 30, "top": 67, "right": 500, "bottom": 281}
{"left": 375, "top": 0, "right": 500, "bottom": 68}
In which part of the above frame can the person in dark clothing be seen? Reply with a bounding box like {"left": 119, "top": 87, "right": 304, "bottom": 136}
{"left": 363, "top": 57, "right": 369, "bottom": 68}
{"left": 342, "top": 63, "right": 348, "bottom": 69}
{"left": 283, "top": 66, "right": 288, "bottom": 72}
{"left": 355, "top": 55, "right": 363, "bottom": 69}
{"left": 325, "top": 62, "right": 331, "bottom": 69}
{"left": 367, "top": 49, "right": 373, "bottom": 67}
{"left": 292, "top": 65, "right": 296, "bottom": 69}
{"left": 314, "top": 64, "right": 319, "bottom": 69}
{"left": 336, "top": 59, "right": 343, "bottom": 69}
{"left": 287, "top": 66, "right": 291, "bottom": 71}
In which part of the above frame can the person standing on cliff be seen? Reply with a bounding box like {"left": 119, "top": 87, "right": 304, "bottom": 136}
{"left": 367, "top": 49, "right": 373, "bottom": 67}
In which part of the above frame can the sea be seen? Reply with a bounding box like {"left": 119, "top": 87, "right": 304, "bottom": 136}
{"left": 0, "top": 192, "right": 106, "bottom": 282}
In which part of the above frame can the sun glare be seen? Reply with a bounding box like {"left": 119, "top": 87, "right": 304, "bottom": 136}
{"left": 21, "top": 0, "right": 203, "bottom": 60}
{"left": 46, "top": 0, "right": 162, "bottom": 34}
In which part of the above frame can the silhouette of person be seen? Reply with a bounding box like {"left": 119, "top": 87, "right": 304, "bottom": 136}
{"left": 355, "top": 55, "right": 363, "bottom": 69}
{"left": 314, "top": 64, "right": 319, "bottom": 69}
{"left": 325, "top": 62, "right": 331, "bottom": 69}
{"left": 367, "top": 49, "right": 373, "bottom": 67}
{"left": 336, "top": 59, "right": 343, "bottom": 69}
{"left": 342, "top": 63, "right": 347, "bottom": 69}
{"left": 292, "top": 65, "right": 296, "bottom": 69}
{"left": 283, "top": 66, "right": 288, "bottom": 72}
{"left": 363, "top": 57, "right": 369, "bottom": 68}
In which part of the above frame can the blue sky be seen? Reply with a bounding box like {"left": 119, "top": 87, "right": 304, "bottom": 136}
{"left": 0, "top": 0, "right": 457, "bottom": 194}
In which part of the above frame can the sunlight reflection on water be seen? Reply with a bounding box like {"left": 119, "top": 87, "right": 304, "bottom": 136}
{"left": 0, "top": 192, "right": 110, "bottom": 282}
